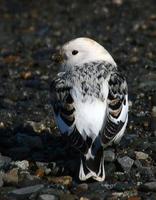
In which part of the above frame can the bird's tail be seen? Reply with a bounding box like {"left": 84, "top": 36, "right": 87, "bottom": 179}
{"left": 79, "top": 146, "right": 105, "bottom": 181}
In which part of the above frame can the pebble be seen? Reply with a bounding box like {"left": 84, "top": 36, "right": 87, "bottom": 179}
{"left": 112, "top": 0, "right": 123, "bottom": 6}
{"left": 135, "top": 151, "right": 149, "bottom": 160}
{"left": 140, "top": 181, "right": 156, "bottom": 192}
{"left": 38, "top": 194, "right": 59, "bottom": 200}
{"left": 74, "top": 183, "right": 88, "bottom": 194}
{"left": 47, "top": 176, "right": 72, "bottom": 187}
{"left": 79, "top": 198, "right": 90, "bottom": 200}
{"left": 3, "top": 168, "right": 19, "bottom": 185}
{"left": 104, "top": 149, "right": 115, "bottom": 162}
{"left": 117, "top": 156, "right": 134, "bottom": 172}
{"left": 9, "top": 184, "right": 44, "bottom": 198}
{"left": 26, "top": 120, "right": 51, "bottom": 134}
{"left": 20, "top": 71, "right": 32, "bottom": 80}
{"left": 14, "top": 160, "right": 29, "bottom": 170}
{"left": 19, "top": 171, "right": 42, "bottom": 187}
{"left": 0, "top": 153, "right": 12, "bottom": 168}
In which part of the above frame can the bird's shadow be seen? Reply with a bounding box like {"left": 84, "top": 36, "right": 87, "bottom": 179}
{"left": 0, "top": 124, "right": 81, "bottom": 182}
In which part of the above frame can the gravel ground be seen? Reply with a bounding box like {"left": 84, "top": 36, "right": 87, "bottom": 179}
{"left": 0, "top": 0, "right": 156, "bottom": 199}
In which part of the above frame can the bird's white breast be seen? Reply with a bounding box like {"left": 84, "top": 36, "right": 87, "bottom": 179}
{"left": 71, "top": 83, "right": 108, "bottom": 140}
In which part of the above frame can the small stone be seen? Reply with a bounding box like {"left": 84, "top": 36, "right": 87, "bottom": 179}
{"left": 149, "top": 14, "right": 156, "bottom": 20}
{"left": 80, "top": 197, "right": 90, "bottom": 200}
{"left": 26, "top": 121, "right": 51, "bottom": 134}
{"left": 38, "top": 194, "right": 59, "bottom": 200}
{"left": 19, "top": 171, "right": 42, "bottom": 187}
{"left": 9, "top": 184, "right": 44, "bottom": 198}
{"left": 20, "top": 71, "right": 32, "bottom": 80}
{"left": 35, "top": 162, "right": 52, "bottom": 176}
{"left": 35, "top": 168, "right": 45, "bottom": 178}
{"left": 117, "top": 156, "right": 134, "bottom": 172}
{"left": 0, "top": 153, "right": 12, "bottom": 168}
{"left": 104, "top": 150, "right": 115, "bottom": 162}
{"left": 75, "top": 183, "right": 88, "bottom": 194}
{"left": 47, "top": 176, "right": 72, "bottom": 187}
{"left": 135, "top": 151, "right": 149, "bottom": 160}
{"left": 0, "top": 122, "right": 5, "bottom": 128}
{"left": 130, "top": 56, "right": 139, "bottom": 63}
{"left": 112, "top": 0, "right": 123, "bottom": 6}
{"left": 3, "top": 168, "right": 19, "bottom": 185}
{"left": 14, "top": 160, "right": 29, "bottom": 170}
{"left": 140, "top": 182, "right": 156, "bottom": 192}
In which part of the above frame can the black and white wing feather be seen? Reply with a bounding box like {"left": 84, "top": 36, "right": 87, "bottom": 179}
{"left": 101, "top": 71, "right": 128, "bottom": 146}
{"left": 51, "top": 72, "right": 89, "bottom": 154}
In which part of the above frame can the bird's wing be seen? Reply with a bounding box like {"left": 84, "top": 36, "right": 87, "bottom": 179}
{"left": 101, "top": 71, "right": 128, "bottom": 146}
{"left": 51, "top": 72, "right": 89, "bottom": 154}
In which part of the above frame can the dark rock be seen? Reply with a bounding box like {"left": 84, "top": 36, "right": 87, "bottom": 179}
{"left": 0, "top": 153, "right": 12, "bottom": 169}
{"left": 113, "top": 182, "right": 134, "bottom": 192}
{"left": 140, "top": 182, "right": 156, "bottom": 192}
{"left": 81, "top": 182, "right": 111, "bottom": 200}
{"left": 117, "top": 156, "right": 134, "bottom": 172}
{"left": 18, "top": 171, "right": 42, "bottom": 187}
{"left": 9, "top": 184, "right": 44, "bottom": 199}
{"left": 74, "top": 183, "right": 88, "bottom": 194}
{"left": 105, "top": 163, "right": 116, "bottom": 177}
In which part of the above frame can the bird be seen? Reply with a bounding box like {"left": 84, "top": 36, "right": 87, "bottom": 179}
{"left": 51, "top": 37, "right": 128, "bottom": 181}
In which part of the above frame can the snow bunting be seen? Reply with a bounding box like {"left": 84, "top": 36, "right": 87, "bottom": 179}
{"left": 51, "top": 37, "right": 128, "bottom": 181}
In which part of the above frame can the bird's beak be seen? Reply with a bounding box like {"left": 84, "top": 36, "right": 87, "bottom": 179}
{"left": 51, "top": 50, "right": 64, "bottom": 64}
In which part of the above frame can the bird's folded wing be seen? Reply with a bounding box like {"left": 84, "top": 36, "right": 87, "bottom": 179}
{"left": 51, "top": 73, "right": 89, "bottom": 154}
{"left": 101, "top": 71, "right": 128, "bottom": 145}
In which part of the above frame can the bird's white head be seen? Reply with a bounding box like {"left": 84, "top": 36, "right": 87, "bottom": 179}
{"left": 53, "top": 37, "right": 116, "bottom": 70}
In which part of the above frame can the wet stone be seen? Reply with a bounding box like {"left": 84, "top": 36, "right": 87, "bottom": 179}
{"left": 117, "top": 156, "right": 134, "bottom": 172}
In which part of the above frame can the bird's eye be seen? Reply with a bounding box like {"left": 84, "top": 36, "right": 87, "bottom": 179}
{"left": 72, "top": 50, "right": 78, "bottom": 55}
